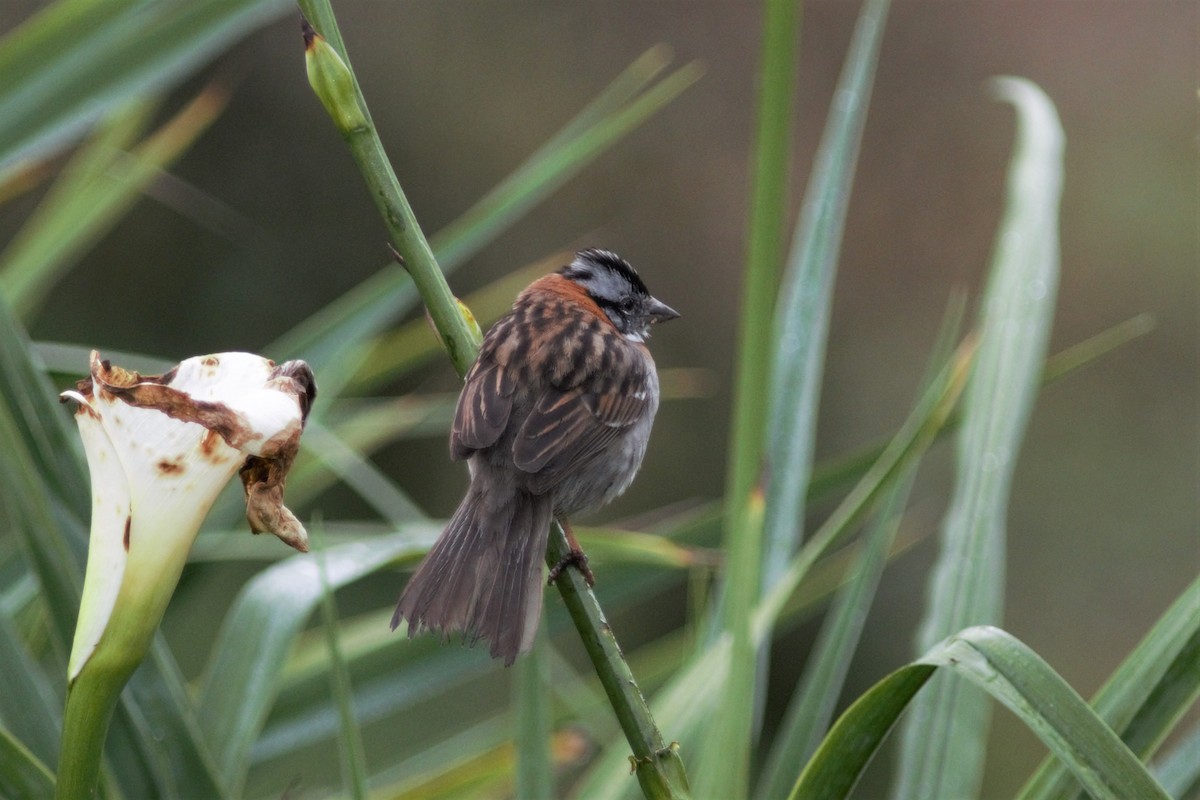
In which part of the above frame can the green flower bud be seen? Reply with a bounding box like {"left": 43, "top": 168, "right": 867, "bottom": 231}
{"left": 303, "top": 20, "right": 368, "bottom": 136}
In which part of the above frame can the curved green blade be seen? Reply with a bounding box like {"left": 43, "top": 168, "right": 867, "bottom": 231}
{"left": 790, "top": 627, "right": 1170, "bottom": 800}
{"left": 892, "top": 75, "right": 1064, "bottom": 800}
{"left": 196, "top": 525, "right": 439, "bottom": 796}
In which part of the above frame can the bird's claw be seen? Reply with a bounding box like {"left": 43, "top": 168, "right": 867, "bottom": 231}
{"left": 548, "top": 548, "right": 595, "bottom": 587}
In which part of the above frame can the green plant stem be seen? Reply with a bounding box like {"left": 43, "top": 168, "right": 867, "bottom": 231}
{"left": 55, "top": 660, "right": 133, "bottom": 799}
{"left": 545, "top": 527, "right": 691, "bottom": 799}
{"left": 298, "top": 2, "right": 477, "bottom": 376}
{"left": 298, "top": 3, "right": 691, "bottom": 796}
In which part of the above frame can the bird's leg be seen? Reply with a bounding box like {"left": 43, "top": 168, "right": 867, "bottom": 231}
{"left": 548, "top": 517, "right": 595, "bottom": 587}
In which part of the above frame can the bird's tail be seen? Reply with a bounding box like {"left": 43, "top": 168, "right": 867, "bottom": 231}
{"left": 391, "top": 486, "right": 552, "bottom": 665}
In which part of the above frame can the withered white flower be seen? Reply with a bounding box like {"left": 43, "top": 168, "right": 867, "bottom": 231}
{"left": 60, "top": 351, "right": 316, "bottom": 682}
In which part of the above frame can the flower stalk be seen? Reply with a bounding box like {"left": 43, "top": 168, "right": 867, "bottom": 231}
{"left": 56, "top": 352, "right": 315, "bottom": 799}
{"left": 297, "top": 3, "right": 691, "bottom": 796}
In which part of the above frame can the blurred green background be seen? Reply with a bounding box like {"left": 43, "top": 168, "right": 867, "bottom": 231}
{"left": 2, "top": 2, "right": 1195, "bottom": 796}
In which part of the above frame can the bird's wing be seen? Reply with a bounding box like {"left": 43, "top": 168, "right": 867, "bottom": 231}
{"left": 512, "top": 358, "right": 652, "bottom": 490}
{"left": 451, "top": 359, "right": 516, "bottom": 459}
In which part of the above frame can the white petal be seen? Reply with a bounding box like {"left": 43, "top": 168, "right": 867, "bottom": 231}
{"left": 67, "top": 401, "right": 130, "bottom": 682}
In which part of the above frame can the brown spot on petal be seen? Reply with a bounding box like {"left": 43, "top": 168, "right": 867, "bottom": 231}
{"left": 123, "top": 516, "right": 131, "bottom": 551}
{"left": 201, "top": 356, "right": 219, "bottom": 367}
{"left": 200, "top": 429, "right": 224, "bottom": 462}
{"left": 157, "top": 458, "right": 185, "bottom": 475}
{"left": 102, "top": 381, "right": 257, "bottom": 451}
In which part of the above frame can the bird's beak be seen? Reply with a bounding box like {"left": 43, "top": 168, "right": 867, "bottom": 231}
{"left": 647, "top": 297, "right": 680, "bottom": 324}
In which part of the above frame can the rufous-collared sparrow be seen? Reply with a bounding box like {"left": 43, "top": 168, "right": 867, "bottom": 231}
{"left": 391, "top": 249, "right": 679, "bottom": 665}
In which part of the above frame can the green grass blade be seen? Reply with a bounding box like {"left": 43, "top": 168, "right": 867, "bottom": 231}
{"left": 0, "top": 300, "right": 89, "bottom": 759}
{"left": 759, "top": 295, "right": 964, "bottom": 799}
{"left": 120, "top": 640, "right": 228, "bottom": 799}
{"left": 891, "top": 76, "right": 1064, "bottom": 800}
{"left": 745, "top": 1, "right": 893, "bottom": 790}
{"left": 264, "top": 261, "right": 416, "bottom": 383}
{"left": 195, "top": 526, "right": 439, "bottom": 796}
{"left": 252, "top": 624, "right": 487, "bottom": 765}
{"left": 267, "top": 395, "right": 456, "bottom": 509}
{"left": 0, "top": 724, "right": 56, "bottom": 799}
{"left": 1018, "top": 572, "right": 1200, "bottom": 799}
{"left": 761, "top": 0, "right": 891, "bottom": 594}
{"left": 805, "top": 313, "right": 1156, "bottom": 508}
{"left": 33, "top": 341, "right": 175, "bottom": 377}
{"left": 754, "top": 335, "right": 974, "bottom": 640}
{"left": 0, "top": 0, "right": 287, "bottom": 178}
{"left": 515, "top": 632, "right": 554, "bottom": 800}
{"left": 700, "top": 0, "right": 800, "bottom": 792}
{"left": 300, "top": 421, "right": 428, "bottom": 524}
{"left": 766, "top": 290, "right": 968, "bottom": 800}
{"left": 1152, "top": 719, "right": 1200, "bottom": 799}
{"left": 0, "top": 610, "right": 62, "bottom": 770}
{"left": 428, "top": 55, "right": 701, "bottom": 271}
{"left": 1, "top": 86, "right": 226, "bottom": 319}
{"left": 757, "top": 479, "right": 911, "bottom": 800}
{"left": 315, "top": 531, "right": 369, "bottom": 800}
{"left": 790, "top": 627, "right": 1171, "bottom": 800}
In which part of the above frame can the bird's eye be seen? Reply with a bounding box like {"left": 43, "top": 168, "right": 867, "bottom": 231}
{"left": 618, "top": 297, "right": 636, "bottom": 313}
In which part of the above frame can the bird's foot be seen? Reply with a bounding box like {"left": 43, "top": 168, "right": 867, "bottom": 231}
{"left": 548, "top": 547, "right": 595, "bottom": 587}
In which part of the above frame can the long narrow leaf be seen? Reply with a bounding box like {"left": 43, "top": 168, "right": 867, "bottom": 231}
{"left": 0, "top": 724, "right": 55, "bottom": 799}
{"left": 892, "top": 76, "right": 1064, "bottom": 800}
{"left": 740, "top": 0, "right": 894, "bottom": 792}
{"left": 252, "top": 630, "right": 489, "bottom": 765}
{"left": 315, "top": 533, "right": 369, "bottom": 800}
{"left": 791, "top": 626, "right": 1171, "bottom": 800}
{"left": 757, "top": 478, "right": 912, "bottom": 800}
{"left": 1152, "top": 719, "right": 1200, "bottom": 799}
{"left": 757, "top": 293, "right": 965, "bottom": 799}
{"left": 761, "top": 0, "right": 891, "bottom": 594}
{"left": 0, "top": 610, "right": 61, "bottom": 769}
{"left": 196, "top": 526, "right": 439, "bottom": 795}
{"left": 700, "top": 0, "right": 801, "bottom": 792}
{"left": 0, "top": 0, "right": 287, "bottom": 178}
{"left": 515, "top": 632, "right": 554, "bottom": 800}
{"left": 1018, "top": 572, "right": 1200, "bottom": 799}
{"left": 1, "top": 85, "right": 227, "bottom": 318}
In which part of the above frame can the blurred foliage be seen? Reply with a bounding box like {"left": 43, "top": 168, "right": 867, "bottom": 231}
{"left": 0, "top": 1, "right": 1195, "bottom": 799}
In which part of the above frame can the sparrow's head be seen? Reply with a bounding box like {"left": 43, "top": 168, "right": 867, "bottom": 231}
{"left": 559, "top": 249, "right": 679, "bottom": 342}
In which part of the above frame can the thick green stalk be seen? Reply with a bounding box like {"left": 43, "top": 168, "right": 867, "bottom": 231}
{"left": 299, "top": 8, "right": 477, "bottom": 376}
{"left": 55, "top": 653, "right": 136, "bottom": 799}
{"left": 545, "top": 530, "right": 691, "bottom": 799}
{"left": 298, "top": 3, "right": 690, "bottom": 796}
